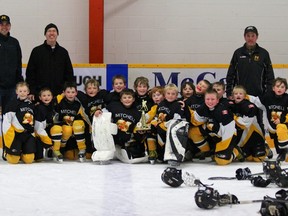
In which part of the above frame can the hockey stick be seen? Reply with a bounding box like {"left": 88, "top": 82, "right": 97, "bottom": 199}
{"left": 208, "top": 168, "right": 288, "bottom": 180}
{"left": 238, "top": 196, "right": 288, "bottom": 205}
{"left": 208, "top": 171, "right": 263, "bottom": 180}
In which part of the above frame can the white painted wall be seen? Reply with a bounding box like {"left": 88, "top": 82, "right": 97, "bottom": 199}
{"left": 2, "top": 0, "right": 288, "bottom": 64}
{"left": 1, "top": 0, "right": 89, "bottom": 64}
{"left": 104, "top": 0, "right": 288, "bottom": 64}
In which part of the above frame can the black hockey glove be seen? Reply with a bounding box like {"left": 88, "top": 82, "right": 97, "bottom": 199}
{"left": 275, "top": 189, "right": 288, "bottom": 201}
{"left": 273, "top": 170, "right": 288, "bottom": 188}
{"left": 251, "top": 176, "right": 271, "bottom": 188}
{"left": 235, "top": 167, "right": 252, "bottom": 180}
{"left": 260, "top": 198, "right": 288, "bottom": 216}
{"left": 218, "top": 193, "right": 239, "bottom": 206}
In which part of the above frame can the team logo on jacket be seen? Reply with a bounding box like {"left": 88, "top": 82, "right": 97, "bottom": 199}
{"left": 63, "top": 115, "right": 74, "bottom": 125}
{"left": 22, "top": 113, "right": 34, "bottom": 125}
{"left": 254, "top": 55, "right": 260, "bottom": 61}
{"left": 271, "top": 111, "right": 281, "bottom": 121}
{"left": 117, "top": 119, "right": 131, "bottom": 132}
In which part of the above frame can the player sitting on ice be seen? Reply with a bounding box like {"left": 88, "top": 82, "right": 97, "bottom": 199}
{"left": 2, "top": 82, "right": 36, "bottom": 164}
{"left": 184, "top": 89, "right": 241, "bottom": 165}
{"left": 230, "top": 85, "right": 267, "bottom": 162}
{"left": 95, "top": 89, "right": 148, "bottom": 164}
{"left": 50, "top": 82, "right": 91, "bottom": 162}
{"left": 250, "top": 77, "right": 288, "bottom": 162}
{"left": 145, "top": 84, "right": 184, "bottom": 166}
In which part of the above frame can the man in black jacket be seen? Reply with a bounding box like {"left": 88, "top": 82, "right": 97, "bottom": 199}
{"left": 26, "top": 23, "right": 74, "bottom": 101}
{"left": 226, "top": 26, "right": 275, "bottom": 98}
{"left": 0, "top": 15, "right": 23, "bottom": 112}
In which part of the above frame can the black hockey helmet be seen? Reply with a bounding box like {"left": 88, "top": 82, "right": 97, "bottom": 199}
{"left": 194, "top": 187, "right": 219, "bottom": 209}
{"left": 161, "top": 167, "right": 184, "bottom": 187}
{"left": 263, "top": 159, "right": 281, "bottom": 177}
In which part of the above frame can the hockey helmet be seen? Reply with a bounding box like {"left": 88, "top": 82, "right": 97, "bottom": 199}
{"left": 161, "top": 167, "right": 184, "bottom": 187}
{"left": 195, "top": 187, "right": 219, "bottom": 209}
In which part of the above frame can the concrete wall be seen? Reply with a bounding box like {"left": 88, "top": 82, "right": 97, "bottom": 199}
{"left": 2, "top": 0, "right": 288, "bottom": 64}
{"left": 104, "top": 0, "right": 288, "bottom": 64}
{"left": 1, "top": 0, "right": 88, "bottom": 64}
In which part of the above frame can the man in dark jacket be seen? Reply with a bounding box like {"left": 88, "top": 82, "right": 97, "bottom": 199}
{"left": 226, "top": 26, "right": 275, "bottom": 98}
{"left": 0, "top": 15, "right": 23, "bottom": 112}
{"left": 26, "top": 23, "right": 74, "bottom": 101}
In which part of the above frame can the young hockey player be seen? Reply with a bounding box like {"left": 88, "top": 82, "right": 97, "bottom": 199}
{"left": 133, "top": 76, "right": 154, "bottom": 112}
{"left": 231, "top": 85, "right": 266, "bottom": 162}
{"left": 50, "top": 82, "right": 91, "bottom": 162}
{"left": 144, "top": 86, "right": 165, "bottom": 163}
{"left": 2, "top": 82, "right": 36, "bottom": 164}
{"left": 251, "top": 77, "right": 288, "bottom": 161}
{"left": 34, "top": 88, "right": 55, "bottom": 161}
{"left": 146, "top": 84, "right": 184, "bottom": 164}
{"left": 186, "top": 89, "right": 239, "bottom": 165}
{"left": 97, "top": 88, "right": 147, "bottom": 163}
{"left": 104, "top": 74, "right": 126, "bottom": 105}
{"left": 77, "top": 78, "right": 108, "bottom": 158}
{"left": 212, "top": 81, "right": 230, "bottom": 107}
{"left": 183, "top": 79, "right": 211, "bottom": 160}
{"left": 77, "top": 78, "right": 108, "bottom": 122}
{"left": 180, "top": 81, "right": 195, "bottom": 101}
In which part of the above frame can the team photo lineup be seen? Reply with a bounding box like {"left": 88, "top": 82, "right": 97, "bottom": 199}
{"left": 2, "top": 12, "right": 288, "bottom": 215}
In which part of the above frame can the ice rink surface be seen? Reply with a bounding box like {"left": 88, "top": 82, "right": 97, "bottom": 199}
{"left": 0, "top": 150, "right": 286, "bottom": 216}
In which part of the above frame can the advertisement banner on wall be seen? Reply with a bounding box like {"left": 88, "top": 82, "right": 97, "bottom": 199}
{"left": 22, "top": 65, "right": 288, "bottom": 91}
{"left": 128, "top": 68, "right": 227, "bottom": 88}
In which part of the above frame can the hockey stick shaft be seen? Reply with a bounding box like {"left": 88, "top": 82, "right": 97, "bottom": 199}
{"left": 208, "top": 168, "right": 288, "bottom": 180}
{"left": 239, "top": 196, "right": 288, "bottom": 205}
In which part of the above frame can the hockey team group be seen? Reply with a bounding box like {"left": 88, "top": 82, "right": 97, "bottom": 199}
{"left": 1, "top": 14, "right": 288, "bottom": 215}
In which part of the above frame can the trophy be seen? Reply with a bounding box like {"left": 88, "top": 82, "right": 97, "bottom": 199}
{"left": 136, "top": 100, "right": 151, "bottom": 131}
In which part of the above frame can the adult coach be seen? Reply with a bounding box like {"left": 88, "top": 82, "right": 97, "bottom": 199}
{"left": 0, "top": 15, "right": 23, "bottom": 111}
{"left": 26, "top": 23, "right": 74, "bottom": 101}
{"left": 226, "top": 26, "right": 275, "bottom": 98}
{"left": 226, "top": 26, "right": 275, "bottom": 159}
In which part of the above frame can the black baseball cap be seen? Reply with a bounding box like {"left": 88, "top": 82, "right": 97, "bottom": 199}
{"left": 0, "top": 15, "right": 10, "bottom": 24}
{"left": 244, "top": 26, "right": 258, "bottom": 36}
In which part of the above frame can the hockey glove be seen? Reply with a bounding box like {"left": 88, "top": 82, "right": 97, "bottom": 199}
{"left": 260, "top": 198, "right": 288, "bottom": 216}
{"left": 235, "top": 167, "right": 252, "bottom": 180}
{"left": 275, "top": 189, "right": 288, "bottom": 201}
{"left": 218, "top": 193, "right": 239, "bottom": 206}
{"left": 274, "top": 170, "right": 288, "bottom": 188}
{"left": 251, "top": 176, "right": 271, "bottom": 188}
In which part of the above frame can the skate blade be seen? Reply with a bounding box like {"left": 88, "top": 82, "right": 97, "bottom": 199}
{"left": 98, "top": 160, "right": 110, "bottom": 165}
{"left": 53, "top": 157, "right": 63, "bottom": 163}
{"left": 149, "top": 159, "right": 156, "bottom": 165}
{"left": 78, "top": 157, "right": 86, "bottom": 163}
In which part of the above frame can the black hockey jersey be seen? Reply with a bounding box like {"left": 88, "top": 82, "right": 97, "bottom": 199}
{"left": 106, "top": 101, "right": 141, "bottom": 145}
{"left": 77, "top": 90, "right": 108, "bottom": 121}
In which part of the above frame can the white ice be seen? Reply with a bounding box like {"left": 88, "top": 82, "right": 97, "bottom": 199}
{"left": 0, "top": 150, "right": 285, "bottom": 216}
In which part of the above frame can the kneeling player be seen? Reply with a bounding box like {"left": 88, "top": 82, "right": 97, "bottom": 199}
{"left": 185, "top": 89, "right": 239, "bottom": 165}
{"left": 231, "top": 85, "right": 267, "bottom": 162}
{"left": 2, "top": 82, "right": 36, "bottom": 164}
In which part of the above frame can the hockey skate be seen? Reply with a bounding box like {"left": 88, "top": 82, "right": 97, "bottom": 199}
{"left": 265, "top": 143, "right": 273, "bottom": 159}
{"left": 53, "top": 150, "right": 63, "bottom": 163}
{"left": 276, "top": 149, "right": 287, "bottom": 162}
{"left": 44, "top": 147, "right": 53, "bottom": 160}
{"left": 148, "top": 150, "right": 157, "bottom": 165}
{"left": 78, "top": 149, "right": 86, "bottom": 162}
